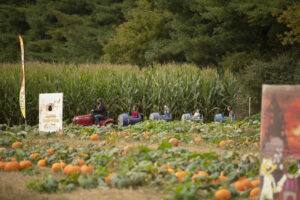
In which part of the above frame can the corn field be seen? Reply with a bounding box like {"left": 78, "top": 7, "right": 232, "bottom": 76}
{"left": 0, "top": 62, "right": 238, "bottom": 125}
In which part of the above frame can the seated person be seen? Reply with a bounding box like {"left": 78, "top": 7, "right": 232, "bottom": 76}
{"left": 91, "top": 98, "right": 108, "bottom": 125}
{"left": 224, "top": 106, "right": 234, "bottom": 120}
{"left": 227, "top": 106, "right": 234, "bottom": 118}
{"left": 192, "top": 108, "right": 201, "bottom": 119}
{"left": 163, "top": 105, "right": 170, "bottom": 117}
{"left": 131, "top": 106, "right": 138, "bottom": 118}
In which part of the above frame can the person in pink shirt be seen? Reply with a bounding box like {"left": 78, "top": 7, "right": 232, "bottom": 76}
{"left": 131, "top": 105, "right": 138, "bottom": 118}
{"left": 227, "top": 106, "right": 234, "bottom": 118}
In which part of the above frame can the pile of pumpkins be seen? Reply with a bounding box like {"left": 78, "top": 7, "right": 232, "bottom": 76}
{"left": 0, "top": 142, "right": 93, "bottom": 175}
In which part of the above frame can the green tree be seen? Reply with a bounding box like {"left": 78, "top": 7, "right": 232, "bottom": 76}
{"left": 103, "top": 0, "right": 170, "bottom": 66}
{"left": 277, "top": 2, "right": 300, "bottom": 45}
{"left": 0, "top": 0, "right": 132, "bottom": 62}
{"left": 0, "top": 5, "right": 29, "bottom": 61}
{"left": 242, "top": 52, "right": 300, "bottom": 103}
{"left": 156, "top": 0, "right": 295, "bottom": 66}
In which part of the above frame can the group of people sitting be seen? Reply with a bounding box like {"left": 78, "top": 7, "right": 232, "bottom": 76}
{"left": 131, "top": 105, "right": 171, "bottom": 118}
{"left": 91, "top": 99, "right": 144, "bottom": 125}
{"left": 91, "top": 98, "right": 234, "bottom": 125}
{"left": 192, "top": 106, "right": 234, "bottom": 119}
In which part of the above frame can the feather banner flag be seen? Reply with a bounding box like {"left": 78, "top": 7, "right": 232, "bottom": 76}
{"left": 18, "top": 34, "right": 26, "bottom": 119}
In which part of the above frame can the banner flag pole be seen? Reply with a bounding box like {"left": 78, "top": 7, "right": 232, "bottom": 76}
{"left": 18, "top": 34, "right": 27, "bottom": 125}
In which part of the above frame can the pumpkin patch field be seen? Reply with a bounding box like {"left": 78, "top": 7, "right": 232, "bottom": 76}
{"left": 0, "top": 119, "right": 261, "bottom": 200}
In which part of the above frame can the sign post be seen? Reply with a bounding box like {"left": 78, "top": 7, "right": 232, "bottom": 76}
{"left": 260, "top": 85, "right": 300, "bottom": 200}
{"left": 39, "top": 93, "right": 63, "bottom": 133}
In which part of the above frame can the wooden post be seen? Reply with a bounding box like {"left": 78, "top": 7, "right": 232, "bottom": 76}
{"left": 249, "top": 97, "right": 251, "bottom": 117}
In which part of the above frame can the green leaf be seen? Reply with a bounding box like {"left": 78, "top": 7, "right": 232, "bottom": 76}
{"left": 40, "top": 175, "right": 59, "bottom": 192}
{"left": 157, "top": 140, "right": 172, "bottom": 150}
{"left": 78, "top": 175, "right": 97, "bottom": 189}
{"left": 65, "top": 183, "right": 76, "bottom": 192}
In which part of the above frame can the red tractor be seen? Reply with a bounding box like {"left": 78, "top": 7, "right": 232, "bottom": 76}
{"left": 72, "top": 114, "right": 114, "bottom": 127}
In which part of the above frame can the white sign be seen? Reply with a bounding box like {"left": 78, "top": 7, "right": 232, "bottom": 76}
{"left": 39, "top": 93, "right": 63, "bottom": 132}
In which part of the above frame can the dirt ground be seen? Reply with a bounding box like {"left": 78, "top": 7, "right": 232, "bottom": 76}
{"left": 0, "top": 172, "right": 166, "bottom": 200}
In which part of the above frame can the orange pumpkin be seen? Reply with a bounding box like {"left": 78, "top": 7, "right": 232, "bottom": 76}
{"left": 161, "top": 165, "right": 173, "bottom": 170}
{"left": 235, "top": 179, "right": 252, "bottom": 191}
{"left": 122, "top": 132, "right": 130, "bottom": 137}
{"left": 250, "top": 179, "right": 260, "bottom": 187}
{"left": 65, "top": 165, "right": 81, "bottom": 175}
{"left": 47, "top": 148, "right": 55, "bottom": 155}
{"left": 90, "top": 134, "right": 99, "bottom": 141}
{"left": 51, "top": 163, "right": 65, "bottom": 172}
{"left": 75, "top": 158, "right": 85, "bottom": 166}
{"left": 4, "top": 161, "right": 19, "bottom": 171}
{"left": 37, "top": 159, "right": 47, "bottom": 167}
{"left": 11, "top": 157, "right": 17, "bottom": 161}
{"left": 192, "top": 171, "right": 209, "bottom": 182}
{"left": 81, "top": 165, "right": 93, "bottom": 174}
{"left": 216, "top": 175, "right": 227, "bottom": 183}
{"left": 63, "top": 165, "right": 80, "bottom": 175}
{"left": 105, "top": 173, "right": 116, "bottom": 184}
{"left": 253, "top": 142, "right": 260, "bottom": 147}
{"left": 175, "top": 171, "right": 186, "bottom": 181}
{"left": 30, "top": 153, "right": 41, "bottom": 159}
{"left": 19, "top": 160, "right": 32, "bottom": 170}
{"left": 197, "top": 171, "right": 209, "bottom": 177}
{"left": 169, "top": 138, "right": 179, "bottom": 147}
{"left": 214, "top": 189, "right": 231, "bottom": 200}
{"left": 143, "top": 131, "right": 151, "bottom": 136}
{"left": 110, "top": 132, "right": 119, "bottom": 136}
{"left": 234, "top": 180, "right": 244, "bottom": 191}
{"left": 194, "top": 137, "right": 204, "bottom": 143}
{"left": 124, "top": 145, "right": 134, "bottom": 152}
{"left": 0, "top": 161, "right": 6, "bottom": 170}
{"left": 12, "top": 141, "right": 22, "bottom": 148}
{"left": 242, "top": 179, "right": 252, "bottom": 190}
{"left": 226, "top": 140, "right": 235, "bottom": 145}
{"left": 60, "top": 161, "right": 67, "bottom": 168}
{"left": 59, "top": 131, "right": 64, "bottom": 136}
{"left": 162, "top": 136, "right": 169, "bottom": 140}
{"left": 219, "top": 140, "right": 227, "bottom": 147}
{"left": 63, "top": 165, "right": 72, "bottom": 174}
{"left": 250, "top": 187, "right": 260, "bottom": 198}
{"left": 238, "top": 176, "right": 247, "bottom": 181}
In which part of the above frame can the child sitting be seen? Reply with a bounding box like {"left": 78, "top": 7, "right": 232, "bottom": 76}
{"left": 192, "top": 108, "right": 201, "bottom": 119}
{"left": 163, "top": 105, "right": 170, "bottom": 117}
{"left": 227, "top": 106, "right": 234, "bottom": 119}
{"left": 131, "top": 106, "right": 138, "bottom": 118}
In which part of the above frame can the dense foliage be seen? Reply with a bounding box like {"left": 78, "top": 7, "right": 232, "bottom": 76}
{"left": 1, "top": 0, "right": 299, "bottom": 65}
{"left": 1, "top": 0, "right": 133, "bottom": 63}
{"left": 0, "top": 63, "right": 237, "bottom": 125}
